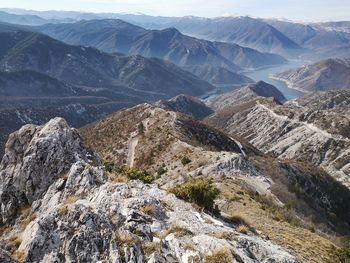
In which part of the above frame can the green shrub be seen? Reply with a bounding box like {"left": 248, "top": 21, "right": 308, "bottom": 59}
{"left": 138, "top": 122, "right": 145, "bottom": 134}
{"left": 104, "top": 160, "right": 115, "bottom": 173}
{"left": 120, "top": 166, "right": 154, "bottom": 184}
{"left": 335, "top": 237, "right": 350, "bottom": 263}
{"left": 157, "top": 166, "right": 167, "bottom": 176}
{"left": 181, "top": 156, "right": 192, "bottom": 166}
{"left": 169, "top": 179, "right": 219, "bottom": 212}
{"left": 335, "top": 248, "right": 350, "bottom": 263}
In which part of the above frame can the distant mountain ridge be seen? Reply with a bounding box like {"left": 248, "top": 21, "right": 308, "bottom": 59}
{"left": 36, "top": 19, "right": 287, "bottom": 72}
{"left": 0, "top": 30, "right": 214, "bottom": 100}
{"left": 0, "top": 30, "right": 216, "bottom": 157}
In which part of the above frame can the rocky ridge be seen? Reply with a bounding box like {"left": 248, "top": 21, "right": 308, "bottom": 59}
{"left": 206, "top": 90, "right": 350, "bottom": 188}
{"left": 0, "top": 117, "right": 299, "bottom": 262}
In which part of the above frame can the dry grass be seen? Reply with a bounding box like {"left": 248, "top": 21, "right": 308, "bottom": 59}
{"left": 155, "top": 226, "right": 193, "bottom": 239}
{"left": 216, "top": 180, "right": 339, "bottom": 263}
{"left": 0, "top": 225, "right": 12, "bottom": 237}
{"left": 115, "top": 231, "right": 139, "bottom": 247}
{"left": 141, "top": 204, "right": 157, "bottom": 216}
{"left": 229, "top": 213, "right": 251, "bottom": 228}
{"left": 142, "top": 242, "right": 161, "bottom": 256}
{"left": 19, "top": 206, "right": 36, "bottom": 231}
{"left": 236, "top": 224, "right": 249, "bottom": 234}
{"left": 107, "top": 171, "right": 128, "bottom": 183}
{"left": 57, "top": 206, "right": 68, "bottom": 217}
{"left": 12, "top": 249, "right": 26, "bottom": 263}
{"left": 64, "top": 195, "right": 81, "bottom": 205}
{"left": 7, "top": 235, "right": 22, "bottom": 253}
{"left": 205, "top": 248, "right": 233, "bottom": 263}
{"left": 160, "top": 201, "right": 174, "bottom": 211}
{"left": 212, "top": 231, "right": 236, "bottom": 241}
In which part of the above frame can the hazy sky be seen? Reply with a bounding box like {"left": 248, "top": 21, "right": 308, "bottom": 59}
{"left": 1, "top": 0, "right": 349, "bottom": 21}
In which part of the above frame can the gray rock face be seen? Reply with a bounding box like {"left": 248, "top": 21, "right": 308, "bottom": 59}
{"left": 0, "top": 117, "right": 89, "bottom": 224}
{"left": 207, "top": 91, "right": 350, "bottom": 187}
{"left": 0, "top": 118, "right": 298, "bottom": 263}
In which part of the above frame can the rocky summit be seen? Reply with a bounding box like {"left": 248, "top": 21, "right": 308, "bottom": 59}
{"left": 0, "top": 117, "right": 299, "bottom": 263}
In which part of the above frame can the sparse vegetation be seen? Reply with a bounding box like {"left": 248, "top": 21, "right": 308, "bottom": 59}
{"left": 141, "top": 204, "right": 157, "bottom": 216}
{"left": 157, "top": 166, "right": 167, "bottom": 176}
{"left": 205, "top": 248, "right": 233, "bottom": 263}
{"left": 164, "top": 226, "right": 193, "bottom": 238}
{"left": 120, "top": 166, "right": 154, "bottom": 184}
{"left": 104, "top": 159, "right": 115, "bottom": 173}
{"left": 58, "top": 206, "right": 69, "bottom": 217}
{"left": 335, "top": 237, "right": 350, "bottom": 263}
{"left": 138, "top": 122, "right": 145, "bottom": 134}
{"left": 168, "top": 179, "right": 219, "bottom": 213}
{"left": 64, "top": 195, "right": 81, "bottom": 205}
{"left": 12, "top": 249, "right": 26, "bottom": 263}
{"left": 7, "top": 235, "right": 21, "bottom": 253}
{"left": 142, "top": 242, "right": 161, "bottom": 256}
{"left": 181, "top": 156, "right": 192, "bottom": 166}
{"left": 229, "top": 213, "right": 251, "bottom": 228}
{"left": 115, "top": 231, "right": 139, "bottom": 247}
{"left": 236, "top": 224, "right": 249, "bottom": 234}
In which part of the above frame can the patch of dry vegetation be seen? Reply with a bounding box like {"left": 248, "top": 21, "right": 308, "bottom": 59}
{"left": 64, "top": 195, "right": 81, "bottom": 205}
{"left": 205, "top": 248, "right": 234, "bottom": 263}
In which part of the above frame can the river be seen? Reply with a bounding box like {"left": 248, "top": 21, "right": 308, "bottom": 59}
{"left": 244, "top": 60, "right": 307, "bottom": 100}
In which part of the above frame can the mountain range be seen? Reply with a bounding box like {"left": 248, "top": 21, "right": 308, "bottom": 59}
{"left": 273, "top": 58, "right": 350, "bottom": 92}
{"left": 36, "top": 19, "right": 287, "bottom": 71}
{"left": 1, "top": 9, "right": 350, "bottom": 60}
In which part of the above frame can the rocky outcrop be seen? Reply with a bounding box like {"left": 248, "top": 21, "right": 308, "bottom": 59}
{"left": 0, "top": 117, "right": 91, "bottom": 224}
{"left": 0, "top": 118, "right": 298, "bottom": 263}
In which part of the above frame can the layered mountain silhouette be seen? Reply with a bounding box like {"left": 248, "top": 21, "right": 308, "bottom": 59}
{"left": 37, "top": 19, "right": 287, "bottom": 71}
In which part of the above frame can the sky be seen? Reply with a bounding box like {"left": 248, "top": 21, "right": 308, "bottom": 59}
{"left": 0, "top": 0, "right": 349, "bottom": 22}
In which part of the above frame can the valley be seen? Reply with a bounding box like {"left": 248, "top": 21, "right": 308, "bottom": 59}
{"left": 245, "top": 59, "right": 307, "bottom": 100}
{"left": 0, "top": 4, "right": 349, "bottom": 263}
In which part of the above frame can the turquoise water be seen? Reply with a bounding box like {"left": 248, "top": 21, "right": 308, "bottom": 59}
{"left": 244, "top": 60, "right": 307, "bottom": 101}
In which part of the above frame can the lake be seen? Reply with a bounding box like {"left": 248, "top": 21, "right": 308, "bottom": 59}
{"left": 244, "top": 60, "right": 307, "bottom": 100}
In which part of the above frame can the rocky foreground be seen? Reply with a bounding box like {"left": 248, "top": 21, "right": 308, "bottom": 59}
{"left": 0, "top": 117, "right": 298, "bottom": 262}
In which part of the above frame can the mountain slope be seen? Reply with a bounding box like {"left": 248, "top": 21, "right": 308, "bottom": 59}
{"left": 37, "top": 19, "right": 287, "bottom": 71}
{"left": 183, "top": 65, "right": 254, "bottom": 85}
{"left": 0, "top": 70, "right": 87, "bottom": 97}
{"left": 273, "top": 58, "right": 350, "bottom": 92}
{"left": 0, "top": 30, "right": 216, "bottom": 158}
{"left": 206, "top": 90, "right": 350, "bottom": 188}
{"left": 0, "top": 117, "right": 307, "bottom": 262}
{"left": 80, "top": 102, "right": 350, "bottom": 262}
{"left": 38, "top": 19, "right": 147, "bottom": 54}
{"left": 266, "top": 19, "right": 350, "bottom": 59}
{"left": 156, "top": 94, "right": 214, "bottom": 119}
{"left": 152, "top": 16, "right": 304, "bottom": 57}
{"left": 0, "top": 31, "right": 214, "bottom": 100}
{"left": 210, "top": 81, "right": 286, "bottom": 110}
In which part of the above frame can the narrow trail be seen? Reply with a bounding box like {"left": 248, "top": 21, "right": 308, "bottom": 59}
{"left": 257, "top": 103, "right": 349, "bottom": 141}
{"left": 126, "top": 131, "right": 139, "bottom": 167}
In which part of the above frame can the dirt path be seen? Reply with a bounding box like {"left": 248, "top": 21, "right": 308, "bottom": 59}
{"left": 127, "top": 131, "right": 139, "bottom": 167}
